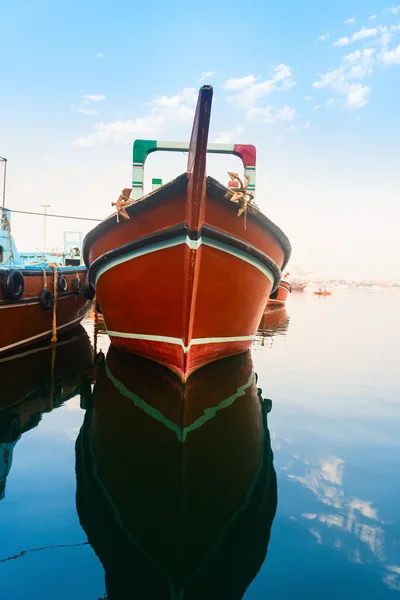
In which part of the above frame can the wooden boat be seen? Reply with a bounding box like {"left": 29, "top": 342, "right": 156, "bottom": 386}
{"left": 0, "top": 327, "right": 93, "bottom": 499}
{"left": 268, "top": 279, "right": 291, "bottom": 306}
{"left": 314, "top": 290, "right": 332, "bottom": 296}
{"left": 83, "top": 85, "right": 291, "bottom": 381}
{"left": 76, "top": 347, "right": 277, "bottom": 599}
{"left": 291, "top": 282, "right": 307, "bottom": 291}
{"left": 0, "top": 208, "right": 91, "bottom": 355}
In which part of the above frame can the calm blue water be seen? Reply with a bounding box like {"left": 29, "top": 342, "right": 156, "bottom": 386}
{"left": 0, "top": 289, "right": 399, "bottom": 599}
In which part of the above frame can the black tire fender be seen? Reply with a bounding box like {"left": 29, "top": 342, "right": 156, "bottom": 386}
{"left": 39, "top": 288, "right": 53, "bottom": 310}
{"left": 83, "top": 274, "right": 95, "bottom": 300}
{"left": 1, "top": 269, "right": 25, "bottom": 301}
{"left": 57, "top": 274, "right": 68, "bottom": 293}
{"left": 72, "top": 276, "right": 82, "bottom": 295}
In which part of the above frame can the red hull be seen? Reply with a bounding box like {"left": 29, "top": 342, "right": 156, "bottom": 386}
{"left": 267, "top": 280, "right": 291, "bottom": 306}
{"left": 0, "top": 268, "right": 90, "bottom": 355}
{"left": 83, "top": 87, "right": 291, "bottom": 379}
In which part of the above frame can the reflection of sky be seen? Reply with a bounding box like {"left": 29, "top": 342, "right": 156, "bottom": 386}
{"left": 246, "top": 289, "right": 400, "bottom": 599}
{"left": 0, "top": 398, "right": 105, "bottom": 600}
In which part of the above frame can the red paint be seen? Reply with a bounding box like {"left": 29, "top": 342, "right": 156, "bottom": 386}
{"left": 233, "top": 144, "right": 256, "bottom": 168}
{"left": 0, "top": 269, "right": 90, "bottom": 354}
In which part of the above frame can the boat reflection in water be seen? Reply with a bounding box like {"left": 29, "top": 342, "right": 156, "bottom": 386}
{"left": 0, "top": 327, "right": 93, "bottom": 500}
{"left": 255, "top": 305, "right": 290, "bottom": 347}
{"left": 76, "top": 347, "right": 277, "bottom": 599}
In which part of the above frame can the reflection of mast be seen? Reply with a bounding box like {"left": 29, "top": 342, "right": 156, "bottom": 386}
{"left": 0, "top": 438, "right": 19, "bottom": 501}
{"left": 40, "top": 204, "right": 51, "bottom": 251}
{"left": 76, "top": 348, "right": 277, "bottom": 599}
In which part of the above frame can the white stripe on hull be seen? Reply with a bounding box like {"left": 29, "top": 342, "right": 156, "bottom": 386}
{"left": 94, "top": 235, "right": 275, "bottom": 286}
{"left": 0, "top": 317, "right": 84, "bottom": 354}
{"left": 106, "top": 330, "right": 255, "bottom": 354}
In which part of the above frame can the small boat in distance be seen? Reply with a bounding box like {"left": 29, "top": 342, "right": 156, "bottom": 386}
{"left": 291, "top": 281, "right": 307, "bottom": 291}
{"left": 1, "top": 207, "right": 91, "bottom": 356}
{"left": 83, "top": 85, "right": 291, "bottom": 381}
{"left": 314, "top": 289, "right": 332, "bottom": 296}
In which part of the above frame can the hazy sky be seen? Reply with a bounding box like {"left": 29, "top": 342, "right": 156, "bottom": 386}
{"left": 1, "top": 0, "right": 400, "bottom": 280}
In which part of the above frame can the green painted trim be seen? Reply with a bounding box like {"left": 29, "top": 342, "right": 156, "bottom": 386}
{"left": 105, "top": 360, "right": 254, "bottom": 442}
{"left": 133, "top": 140, "right": 157, "bottom": 164}
{"left": 152, "top": 178, "right": 162, "bottom": 184}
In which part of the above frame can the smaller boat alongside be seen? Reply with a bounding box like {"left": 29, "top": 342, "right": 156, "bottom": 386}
{"left": 268, "top": 276, "right": 291, "bottom": 306}
{"left": 314, "top": 289, "right": 332, "bottom": 296}
{"left": 1, "top": 208, "right": 91, "bottom": 356}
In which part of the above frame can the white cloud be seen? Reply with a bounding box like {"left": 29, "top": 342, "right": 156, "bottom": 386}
{"left": 346, "top": 83, "right": 370, "bottom": 107}
{"left": 304, "top": 95, "right": 312, "bottom": 100}
{"left": 319, "top": 32, "right": 330, "bottom": 41}
{"left": 302, "top": 121, "right": 311, "bottom": 128}
{"left": 223, "top": 65, "right": 295, "bottom": 110}
{"left": 369, "top": 14, "right": 377, "bottom": 20}
{"left": 388, "top": 6, "right": 400, "bottom": 15}
{"left": 352, "top": 27, "right": 378, "bottom": 41}
{"left": 345, "top": 17, "right": 356, "bottom": 24}
{"left": 78, "top": 107, "right": 99, "bottom": 116}
{"left": 76, "top": 94, "right": 107, "bottom": 117}
{"left": 381, "top": 42, "right": 400, "bottom": 63}
{"left": 199, "top": 71, "right": 216, "bottom": 82}
{"left": 313, "top": 48, "right": 375, "bottom": 109}
{"left": 379, "top": 23, "right": 400, "bottom": 64}
{"left": 333, "top": 27, "right": 378, "bottom": 47}
{"left": 96, "top": 52, "right": 103, "bottom": 59}
{"left": 313, "top": 104, "right": 322, "bottom": 111}
{"left": 326, "top": 98, "right": 335, "bottom": 107}
{"left": 212, "top": 125, "right": 244, "bottom": 143}
{"left": 82, "top": 94, "right": 107, "bottom": 102}
{"left": 246, "top": 104, "right": 296, "bottom": 124}
{"left": 73, "top": 87, "right": 197, "bottom": 147}
{"left": 224, "top": 74, "right": 256, "bottom": 91}
{"left": 333, "top": 37, "right": 350, "bottom": 46}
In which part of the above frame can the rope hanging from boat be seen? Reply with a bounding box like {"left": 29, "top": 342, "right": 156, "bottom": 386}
{"left": 112, "top": 188, "right": 133, "bottom": 222}
{"left": 226, "top": 172, "right": 254, "bottom": 228}
{"left": 40, "top": 266, "right": 47, "bottom": 290}
{"left": 49, "top": 264, "right": 58, "bottom": 343}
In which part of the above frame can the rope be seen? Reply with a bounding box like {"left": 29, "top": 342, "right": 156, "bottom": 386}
{"left": 49, "top": 264, "right": 58, "bottom": 343}
{"left": 225, "top": 172, "right": 254, "bottom": 228}
{"left": 40, "top": 266, "right": 47, "bottom": 290}
{"left": 0, "top": 206, "right": 101, "bottom": 222}
{"left": 111, "top": 188, "right": 133, "bottom": 223}
{"left": 49, "top": 343, "right": 57, "bottom": 410}
{"left": 0, "top": 542, "right": 89, "bottom": 564}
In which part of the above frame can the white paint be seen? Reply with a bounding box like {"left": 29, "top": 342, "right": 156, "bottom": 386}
{"left": 106, "top": 330, "right": 255, "bottom": 353}
{"left": 94, "top": 234, "right": 275, "bottom": 286}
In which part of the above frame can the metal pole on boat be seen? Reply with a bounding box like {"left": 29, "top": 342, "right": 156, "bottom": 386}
{"left": 41, "top": 203, "right": 51, "bottom": 251}
{"left": 0, "top": 156, "right": 6, "bottom": 208}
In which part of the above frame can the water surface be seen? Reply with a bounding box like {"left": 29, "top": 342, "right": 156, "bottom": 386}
{"left": 0, "top": 289, "right": 399, "bottom": 598}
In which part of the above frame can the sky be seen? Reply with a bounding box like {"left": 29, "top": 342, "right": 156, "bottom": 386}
{"left": 1, "top": 0, "right": 400, "bottom": 280}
